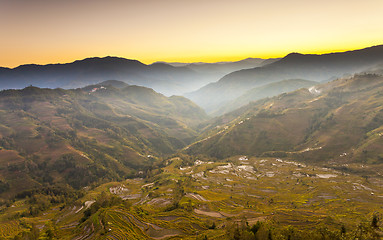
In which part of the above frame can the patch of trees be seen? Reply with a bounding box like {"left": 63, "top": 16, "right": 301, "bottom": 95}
{"left": 15, "top": 185, "right": 83, "bottom": 203}
{"left": 324, "top": 93, "right": 347, "bottom": 108}
{"left": 225, "top": 219, "right": 260, "bottom": 240}
{"left": 49, "top": 153, "right": 118, "bottom": 189}
{"left": 364, "top": 108, "right": 383, "bottom": 132}
{"left": 0, "top": 180, "right": 10, "bottom": 193}
{"left": 52, "top": 154, "right": 76, "bottom": 173}
{"left": 261, "top": 151, "right": 288, "bottom": 158}
{"left": 223, "top": 214, "right": 383, "bottom": 240}
{"left": 164, "top": 180, "right": 186, "bottom": 212}
{"left": 13, "top": 186, "right": 83, "bottom": 218}
{"left": 74, "top": 113, "right": 117, "bottom": 131}
{"left": 0, "top": 136, "right": 16, "bottom": 149}
{"left": 80, "top": 191, "right": 123, "bottom": 223}
{"left": 256, "top": 109, "right": 283, "bottom": 118}
{"left": 12, "top": 224, "right": 40, "bottom": 240}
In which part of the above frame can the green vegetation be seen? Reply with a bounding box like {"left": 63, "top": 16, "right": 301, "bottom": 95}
{"left": 1, "top": 156, "right": 383, "bottom": 239}
{"left": 0, "top": 85, "right": 207, "bottom": 201}
{"left": 2, "top": 73, "right": 383, "bottom": 239}
{"left": 186, "top": 74, "right": 383, "bottom": 166}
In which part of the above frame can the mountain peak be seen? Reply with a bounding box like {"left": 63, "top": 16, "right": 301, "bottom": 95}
{"left": 11, "top": 56, "right": 146, "bottom": 71}
{"left": 71, "top": 56, "right": 145, "bottom": 67}
{"left": 280, "top": 52, "right": 317, "bottom": 62}
{"left": 285, "top": 52, "right": 304, "bottom": 57}
{"left": 99, "top": 80, "right": 129, "bottom": 88}
{"left": 149, "top": 62, "right": 176, "bottom": 69}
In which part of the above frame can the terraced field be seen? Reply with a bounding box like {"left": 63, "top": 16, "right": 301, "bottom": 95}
{"left": 1, "top": 156, "right": 382, "bottom": 239}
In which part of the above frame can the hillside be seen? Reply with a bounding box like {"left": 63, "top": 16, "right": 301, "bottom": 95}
{"left": 186, "top": 45, "right": 383, "bottom": 112}
{"left": 212, "top": 79, "right": 317, "bottom": 116}
{"left": 1, "top": 75, "right": 383, "bottom": 240}
{"left": 0, "top": 84, "right": 207, "bottom": 199}
{"left": 185, "top": 73, "right": 383, "bottom": 166}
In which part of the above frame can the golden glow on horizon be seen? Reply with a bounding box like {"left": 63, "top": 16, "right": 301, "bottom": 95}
{"left": 1, "top": 0, "right": 382, "bottom": 68}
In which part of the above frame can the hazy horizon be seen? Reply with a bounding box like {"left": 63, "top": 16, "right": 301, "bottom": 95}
{"left": 1, "top": 0, "right": 382, "bottom": 68}
{"left": 0, "top": 43, "right": 381, "bottom": 69}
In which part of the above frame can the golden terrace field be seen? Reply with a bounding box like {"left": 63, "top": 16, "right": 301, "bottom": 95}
{"left": 1, "top": 156, "right": 382, "bottom": 239}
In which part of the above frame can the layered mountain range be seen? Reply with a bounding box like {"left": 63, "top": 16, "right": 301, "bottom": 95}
{"left": 0, "top": 57, "right": 274, "bottom": 96}
{"left": 186, "top": 45, "right": 383, "bottom": 113}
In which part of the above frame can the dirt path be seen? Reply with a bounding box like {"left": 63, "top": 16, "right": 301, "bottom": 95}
{"left": 193, "top": 209, "right": 224, "bottom": 218}
{"left": 186, "top": 193, "right": 208, "bottom": 202}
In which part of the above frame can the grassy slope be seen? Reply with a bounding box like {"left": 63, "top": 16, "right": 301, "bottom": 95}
{"left": 0, "top": 85, "right": 207, "bottom": 200}
{"left": 185, "top": 74, "right": 383, "bottom": 166}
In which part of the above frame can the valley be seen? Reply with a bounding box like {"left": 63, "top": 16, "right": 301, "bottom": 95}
{"left": 1, "top": 46, "right": 383, "bottom": 239}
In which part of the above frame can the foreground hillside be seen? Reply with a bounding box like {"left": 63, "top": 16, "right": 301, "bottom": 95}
{"left": 185, "top": 74, "right": 383, "bottom": 168}
{"left": 1, "top": 156, "right": 382, "bottom": 239}
{"left": 0, "top": 82, "right": 207, "bottom": 200}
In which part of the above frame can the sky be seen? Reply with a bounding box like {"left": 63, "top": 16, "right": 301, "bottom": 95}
{"left": 1, "top": 0, "right": 382, "bottom": 68}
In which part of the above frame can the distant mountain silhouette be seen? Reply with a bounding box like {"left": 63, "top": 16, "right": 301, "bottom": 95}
{"left": 0, "top": 57, "right": 279, "bottom": 96}
{"left": 0, "top": 57, "right": 203, "bottom": 96}
{"left": 159, "top": 58, "right": 280, "bottom": 83}
{"left": 181, "top": 58, "right": 279, "bottom": 74}
{"left": 186, "top": 45, "right": 383, "bottom": 113}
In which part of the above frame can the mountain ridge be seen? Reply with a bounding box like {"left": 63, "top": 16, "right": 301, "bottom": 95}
{"left": 186, "top": 44, "right": 383, "bottom": 113}
{"left": 185, "top": 73, "right": 383, "bottom": 164}
{"left": 0, "top": 56, "right": 279, "bottom": 97}
{"left": 0, "top": 56, "right": 201, "bottom": 96}
{"left": 211, "top": 79, "right": 318, "bottom": 116}
{"left": 0, "top": 82, "right": 207, "bottom": 198}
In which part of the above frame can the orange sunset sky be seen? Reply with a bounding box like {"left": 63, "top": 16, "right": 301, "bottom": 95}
{"left": 1, "top": 0, "right": 382, "bottom": 68}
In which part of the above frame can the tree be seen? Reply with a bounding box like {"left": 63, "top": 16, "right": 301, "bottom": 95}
{"left": 372, "top": 213, "right": 380, "bottom": 228}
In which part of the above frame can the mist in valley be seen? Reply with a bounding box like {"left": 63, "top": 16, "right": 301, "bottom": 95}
{"left": 1, "top": 0, "right": 383, "bottom": 237}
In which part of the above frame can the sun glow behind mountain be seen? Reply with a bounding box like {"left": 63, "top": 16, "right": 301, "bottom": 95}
{"left": 1, "top": 0, "right": 382, "bottom": 67}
